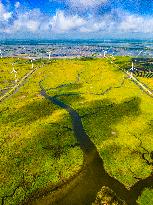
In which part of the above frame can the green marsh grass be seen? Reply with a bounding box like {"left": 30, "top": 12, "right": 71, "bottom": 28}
{"left": 0, "top": 57, "right": 153, "bottom": 205}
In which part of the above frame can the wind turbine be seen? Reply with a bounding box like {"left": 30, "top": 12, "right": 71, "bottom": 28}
{"left": 0, "top": 49, "right": 2, "bottom": 58}
{"left": 103, "top": 50, "right": 107, "bottom": 58}
{"left": 131, "top": 61, "right": 134, "bottom": 71}
{"left": 129, "top": 60, "right": 136, "bottom": 78}
{"left": 31, "top": 58, "right": 35, "bottom": 69}
{"left": 136, "top": 50, "right": 143, "bottom": 58}
{"left": 48, "top": 51, "right": 51, "bottom": 60}
{"left": 11, "top": 64, "right": 18, "bottom": 83}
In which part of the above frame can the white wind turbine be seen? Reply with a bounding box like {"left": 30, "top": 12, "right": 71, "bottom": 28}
{"left": 0, "top": 49, "right": 2, "bottom": 58}
{"left": 129, "top": 60, "right": 136, "bottom": 78}
{"left": 31, "top": 58, "right": 35, "bottom": 69}
{"left": 48, "top": 51, "right": 51, "bottom": 60}
{"left": 103, "top": 50, "right": 107, "bottom": 58}
{"left": 131, "top": 61, "right": 134, "bottom": 71}
{"left": 129, "top": 50, "right": 143, "bottom": 77}
{"left": 136, "top": 50, "right": 143, "bottom": 58}
{"left": 11, "top": 64, "right": 18, "bottom": 83}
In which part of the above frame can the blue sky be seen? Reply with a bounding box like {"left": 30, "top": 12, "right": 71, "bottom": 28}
{"left": 0, "top": 0, "right": 153, "bottom": 39}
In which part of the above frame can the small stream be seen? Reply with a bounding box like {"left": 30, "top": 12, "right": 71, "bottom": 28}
{"left": 28, "top": 85, "right": 142, "bottom": 205}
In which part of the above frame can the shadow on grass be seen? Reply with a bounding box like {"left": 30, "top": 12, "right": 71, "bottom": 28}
{"left": 1, "top": 92, "right": 143, "bottom": 205}
{"left": 148, "top": 119, "right": 153, "bottom": 133}
{"left": 54, "top": 83, "right": 83, "bottom": 91}
{"left": 22, "top": 96, "right": 142, "bottom": 205}
{"left": 0, "top": 114, "right": 81, "bottom": 205}
{"left": 2, "top": 83, "right": 84, "bottom": 126}
{"left": 79, "top": 57, "right": 96, "bottom": 61}
{"left": 78, "top": 97, "right": 141, "bottom": 141}
{"left": 2, "top": 99, "right": 57, "bottom": 125}
{"left": 22, "top": 97, "right": 141, "bottom": 169}
{"left": 33, "top": 122, "right": 76, "bottom": 159}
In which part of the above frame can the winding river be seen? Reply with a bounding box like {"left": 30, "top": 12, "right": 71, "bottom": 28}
{"left": 27, "top": 82, "right": 153, "bottom": 205}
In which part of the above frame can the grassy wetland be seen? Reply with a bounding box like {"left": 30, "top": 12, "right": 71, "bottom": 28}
{"left": 0, "top": 57, "right": 153, "bottom": 205}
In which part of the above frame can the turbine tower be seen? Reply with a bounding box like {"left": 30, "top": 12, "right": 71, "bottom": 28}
{"left": 31, "top": 60, "right": 34, "bottom": 69}
{"left": 48, "top": 51, "right": 51, "bottom": 60}
{"left": 31, "top": 58, "right": 35, "bottom": 69}
{"left": 103, "top": 50, "right": 107, "bottom": 58}
{"left": 11, "top": 64, "right": 18, "bottom": 83}
{"left": 129, "top": 61, "right": 135, "bottom": 78}
{"left": 0, "top": 49, "right": 2, "bottom": 58}
{"left": 131, "top": 61, "right": 134, "bottom": 71}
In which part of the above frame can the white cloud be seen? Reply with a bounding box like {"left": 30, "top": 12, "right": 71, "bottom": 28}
{"left": 118, "top": 14, "right": 153, "bottom": 33}
{"left": 79, "top": 14, "right": 115, "bottom": 33}
{"left": 78, "top": 12, "right": 153, "bottom": 34}
{"left": 68, "top": 0, "right": 107, "bottom": 8}
{"left": 26, "top": 20, "right": 40, "bottom": 32}
{"left": 4, "top": 9, "right": 48, "bottom": 34}
{"left": 0, "top": 1, "right": 153, "bottom": 38}
{"left": 50, "top": 0, "right": 107, "bottom": 7}
{"left": 17, "top": 19, "right": 40, "bottom": 32}
{"left": 0, "top": 2, "right": 12, "bottom": 21}
{"left": 2, "top": 12, "right": 12, "bottom": 21}
{"left": 15, "top": 2, "right": 20, "bottom": 9}
{"left": 50, "top": 10, "right": 86, "bottom": 32}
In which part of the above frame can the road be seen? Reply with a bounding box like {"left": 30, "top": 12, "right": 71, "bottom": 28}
{"left": 106, "top": 56, "right": 153, "bottom": 98}
{"left": 0, "top": 64, "right": 44, "bottom": 102}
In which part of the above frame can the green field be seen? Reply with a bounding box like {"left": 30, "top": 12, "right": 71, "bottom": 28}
{"left": 0, "top": 57, "right": 153, "bottom": 205}
{"left": 137, "top": 77, "right": 153, "bottom": 90}
{"left": 0, "top": 58, "right": 34, "bottom": 91}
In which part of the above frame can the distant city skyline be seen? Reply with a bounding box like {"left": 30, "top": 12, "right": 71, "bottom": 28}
{"left": 0, "top": 0, "right": 153, "bottom": 39}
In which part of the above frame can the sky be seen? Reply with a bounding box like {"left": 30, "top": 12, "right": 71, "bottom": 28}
{"left": 0, "top": 0, "right": 153, "bottom": 39}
